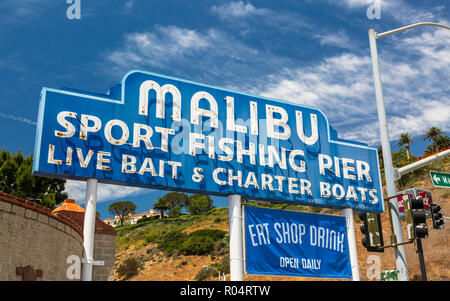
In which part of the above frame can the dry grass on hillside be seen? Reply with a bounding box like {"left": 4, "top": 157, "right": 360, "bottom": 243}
{"left": 115, "top": 159, "right": 450, "bottom": 281}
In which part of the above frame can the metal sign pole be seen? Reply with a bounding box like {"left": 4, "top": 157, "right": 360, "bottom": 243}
{"left": 342, "top": 208, "right": 360, "bottom": 281}
{"left": 368, "top": 29, "right": 409, "bottom": 281}
{"left": 81, "top": 178, "right": 98, "bottom": 281}
{"left": 416, "top": 238, "right": 427, "bottom": 281}
{"left": 228, "top": 194, "right": 243, "bottom": 281}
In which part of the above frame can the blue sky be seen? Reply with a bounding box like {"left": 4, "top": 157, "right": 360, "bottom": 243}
{"left": 0, "top": 1, "right": 449, "bottom": 218}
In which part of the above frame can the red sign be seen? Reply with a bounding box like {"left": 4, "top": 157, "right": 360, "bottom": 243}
{"left": 397, "top": 192, "right": 432, "bottom": 211}
{"left": 417, "top": 191, "right": 432, "bottom": 210}
{"left": 397, "top": 194, "right": 413, "bottom": 212}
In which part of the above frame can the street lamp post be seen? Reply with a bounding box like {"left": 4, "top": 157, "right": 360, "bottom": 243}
{"left": 368, "top": 22, "right": 450, "bottom": 281}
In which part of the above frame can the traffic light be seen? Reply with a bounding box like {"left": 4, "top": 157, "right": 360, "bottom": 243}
{"left": 430, "top": 204, "right": 444, "bottom": 229}
{"left": 403, "top": 194, "right": 415, "bottom": 240}
{"left": 359, "top": 212, "right": 384, "bottom": 252}
{"left": 411, "top": 196, "right": 428, "bottom": 239}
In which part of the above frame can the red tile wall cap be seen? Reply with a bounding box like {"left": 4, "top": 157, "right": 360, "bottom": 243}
{"left": 0, "top": 191, "right": 84, "bottom": 239}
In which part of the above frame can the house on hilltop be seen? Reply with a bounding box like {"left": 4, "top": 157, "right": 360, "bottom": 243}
{"left": 103, "top": 209, "right": 167, "bottom": 227}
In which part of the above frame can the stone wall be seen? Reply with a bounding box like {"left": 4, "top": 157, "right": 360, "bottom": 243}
{"left": 93, "top": 233, "right": 117, "bottom": 281}
{"left": 0, "top": 192, "right": 117, "bottom": 281}
{"left": 0, "top": 192, "right": 84, "bottom": 281}
{"left": 53, "top": 210, "right": 117, "bottom": 281}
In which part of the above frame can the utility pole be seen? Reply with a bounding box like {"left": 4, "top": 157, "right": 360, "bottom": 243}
{"left": 368, "top": 22, "right": 450, "bottom": 281}
{"left": 368, "top": 28, "right": 408, "bottom": 281}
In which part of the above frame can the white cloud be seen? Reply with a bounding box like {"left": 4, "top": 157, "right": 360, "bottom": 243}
{"left": 338, "top": 0, "right": 390, "bottom": 9}
{"left": 101, "top": 5, "right": 449, "bottom": 148}
{"left": 253, "top": 53, "right": 375, "bottom": 136}
{"left": 64, "top": 180, "right": 148, "bottom": 204}
{"left": 0, "top": 0, "right": 56, "bottom": 23}
{"left": 210, "top": 1, "right": 267, "bottom": 18}
{"left": 252, "top": 28, "right": 449, "bottom": 146}
{"left": 103, "top": 22, "right": 449, "bottom": 147}
{"left": 0, "top": 112, "right": 36, "bottom": 126}
{"left": 102, "top": 25, "right": 288, "bottom": 89}
{"left": 105, "top": 26, "right": 212, "bottom": 73}
{"left": 0, "top": 52, "right": 27, "bottom": 73}
{"left": 124, "top": 0, "right": 135, "bottom": 13}
{"left": 209, "top": 1, "right": 313, "bottom": 36}
{"left": 336, "top": 0, "right": 444, "bottom": 24}
{"left": 313, "top": 30, "right": 352, "bottom": 49}
{"left": 341, "top": 0, "right": 373, "bottom": 8}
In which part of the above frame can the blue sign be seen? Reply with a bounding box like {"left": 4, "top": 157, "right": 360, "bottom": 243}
{"left": 33, "top": 70, "right": 383, "bottom": 212}
{"left": 244, "top": 206, "right": 352, "bottom": 279}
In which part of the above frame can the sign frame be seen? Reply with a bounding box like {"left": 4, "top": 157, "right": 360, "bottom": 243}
{"left": 243, "top": 205, "right": 352, "bottom": 279}
{"left": 33, "top": 69, "right": 384, "bottom": 213}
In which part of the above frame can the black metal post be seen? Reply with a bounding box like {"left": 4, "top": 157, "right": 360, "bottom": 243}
{"left": 416, "top": 238, "right": 427, "bottom": 281}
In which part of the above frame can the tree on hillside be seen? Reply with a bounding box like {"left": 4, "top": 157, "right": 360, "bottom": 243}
{"left": 153, "top": 196, "right": 170, "bottom": 219}
{"left": 0, "top": 149, "right": 67, "bottom": 209}
{"left": 435, "top": 134, "right": 450, "bottom": 151}
{"left": 392, "top": 148, "right": 407, "bottom": 167}
{"left": 108, "top": 201, "right": 137, "bottom": 226}
{"left": 424, "top": 134, "right": 450, "bottom": 155}
{"left": 186, "top": 194, "right": 214, "bottom": 215}
{"left": 423, "top": 127, "right": 444, "bottom": 153}
{"left": 398, "top": 133, "right": 414, "bottom": 161}
{"left": 162, "top": 192, "right": 188, "bottom": 211}
{"left": 168, "top": 205, "right": 182, "bottom": 218}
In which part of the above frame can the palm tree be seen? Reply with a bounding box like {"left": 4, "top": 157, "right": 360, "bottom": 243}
{"left": 152, "top": 196, "right": 170, "bottom": 219}
{"left": 423, "top": 127, "right": 444, "bottom": 153}
{"left": 423, "top": 144, "right": 435, "bottom": 156}
{"left": 398, "top": 133, "right": 414, "bottom": 161}
{"left": 435, "top": 134, "right": 450, "bottom": 151}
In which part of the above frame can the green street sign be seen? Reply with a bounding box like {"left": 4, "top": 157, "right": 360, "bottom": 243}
{"left": 430, "top": 171, "right": 450, "bottom": 188}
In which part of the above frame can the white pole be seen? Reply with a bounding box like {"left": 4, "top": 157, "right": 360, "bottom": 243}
{"left": 397, "top": 149, "right": 450, "bottom": 177}
{"left": 228, "top": 194, "right": 243, "bottom": 281}
{"left": 376, "top": 22, "right": 450, "bottom": 39}
{"left": 368, "top": 29, "right": 409, "bottom": 281}
{"left": 81, "top": 178, "right": 98, "bottom": 281}
{"left": 342, "top": 208, "right": 360, "bottom": 281}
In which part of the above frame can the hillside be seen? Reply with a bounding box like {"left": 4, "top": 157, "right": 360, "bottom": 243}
{"left": 113, "top": 157, "right": 450, "bottom": 281}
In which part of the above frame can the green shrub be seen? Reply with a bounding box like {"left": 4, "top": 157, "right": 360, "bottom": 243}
{"left": 189, "top": 229, "right": 226, "bottom": 241}
{"left": 180, "top": 229, "right": 226, "bottom": 256}
{"left": 213, "top": 238, "right": 229, "bottom": 256}
{"left": 214, "top": 255, "right": 230, "bottom": 275}
{"left": 158, "top": 230, "right": 188, "bottom": 255}
{"left": 116, "top": 256, "right": 142, "bottom": 280}
{"left": 181, "top": 235, "right": 216, "bottom": 255}
{"left": 156, "top": 229, "right": 227, "bottom": 256}
{"left": 137, "top": 215, "right": 160, "bottom": 224}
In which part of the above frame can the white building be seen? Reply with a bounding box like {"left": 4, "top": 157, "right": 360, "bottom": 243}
{"left": 103, "top": 209, "right": 166, "bottom": 227}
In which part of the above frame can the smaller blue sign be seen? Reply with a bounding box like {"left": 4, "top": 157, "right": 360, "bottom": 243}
{"left": 244, "top": 206, "right": 352, "bottom": 279}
